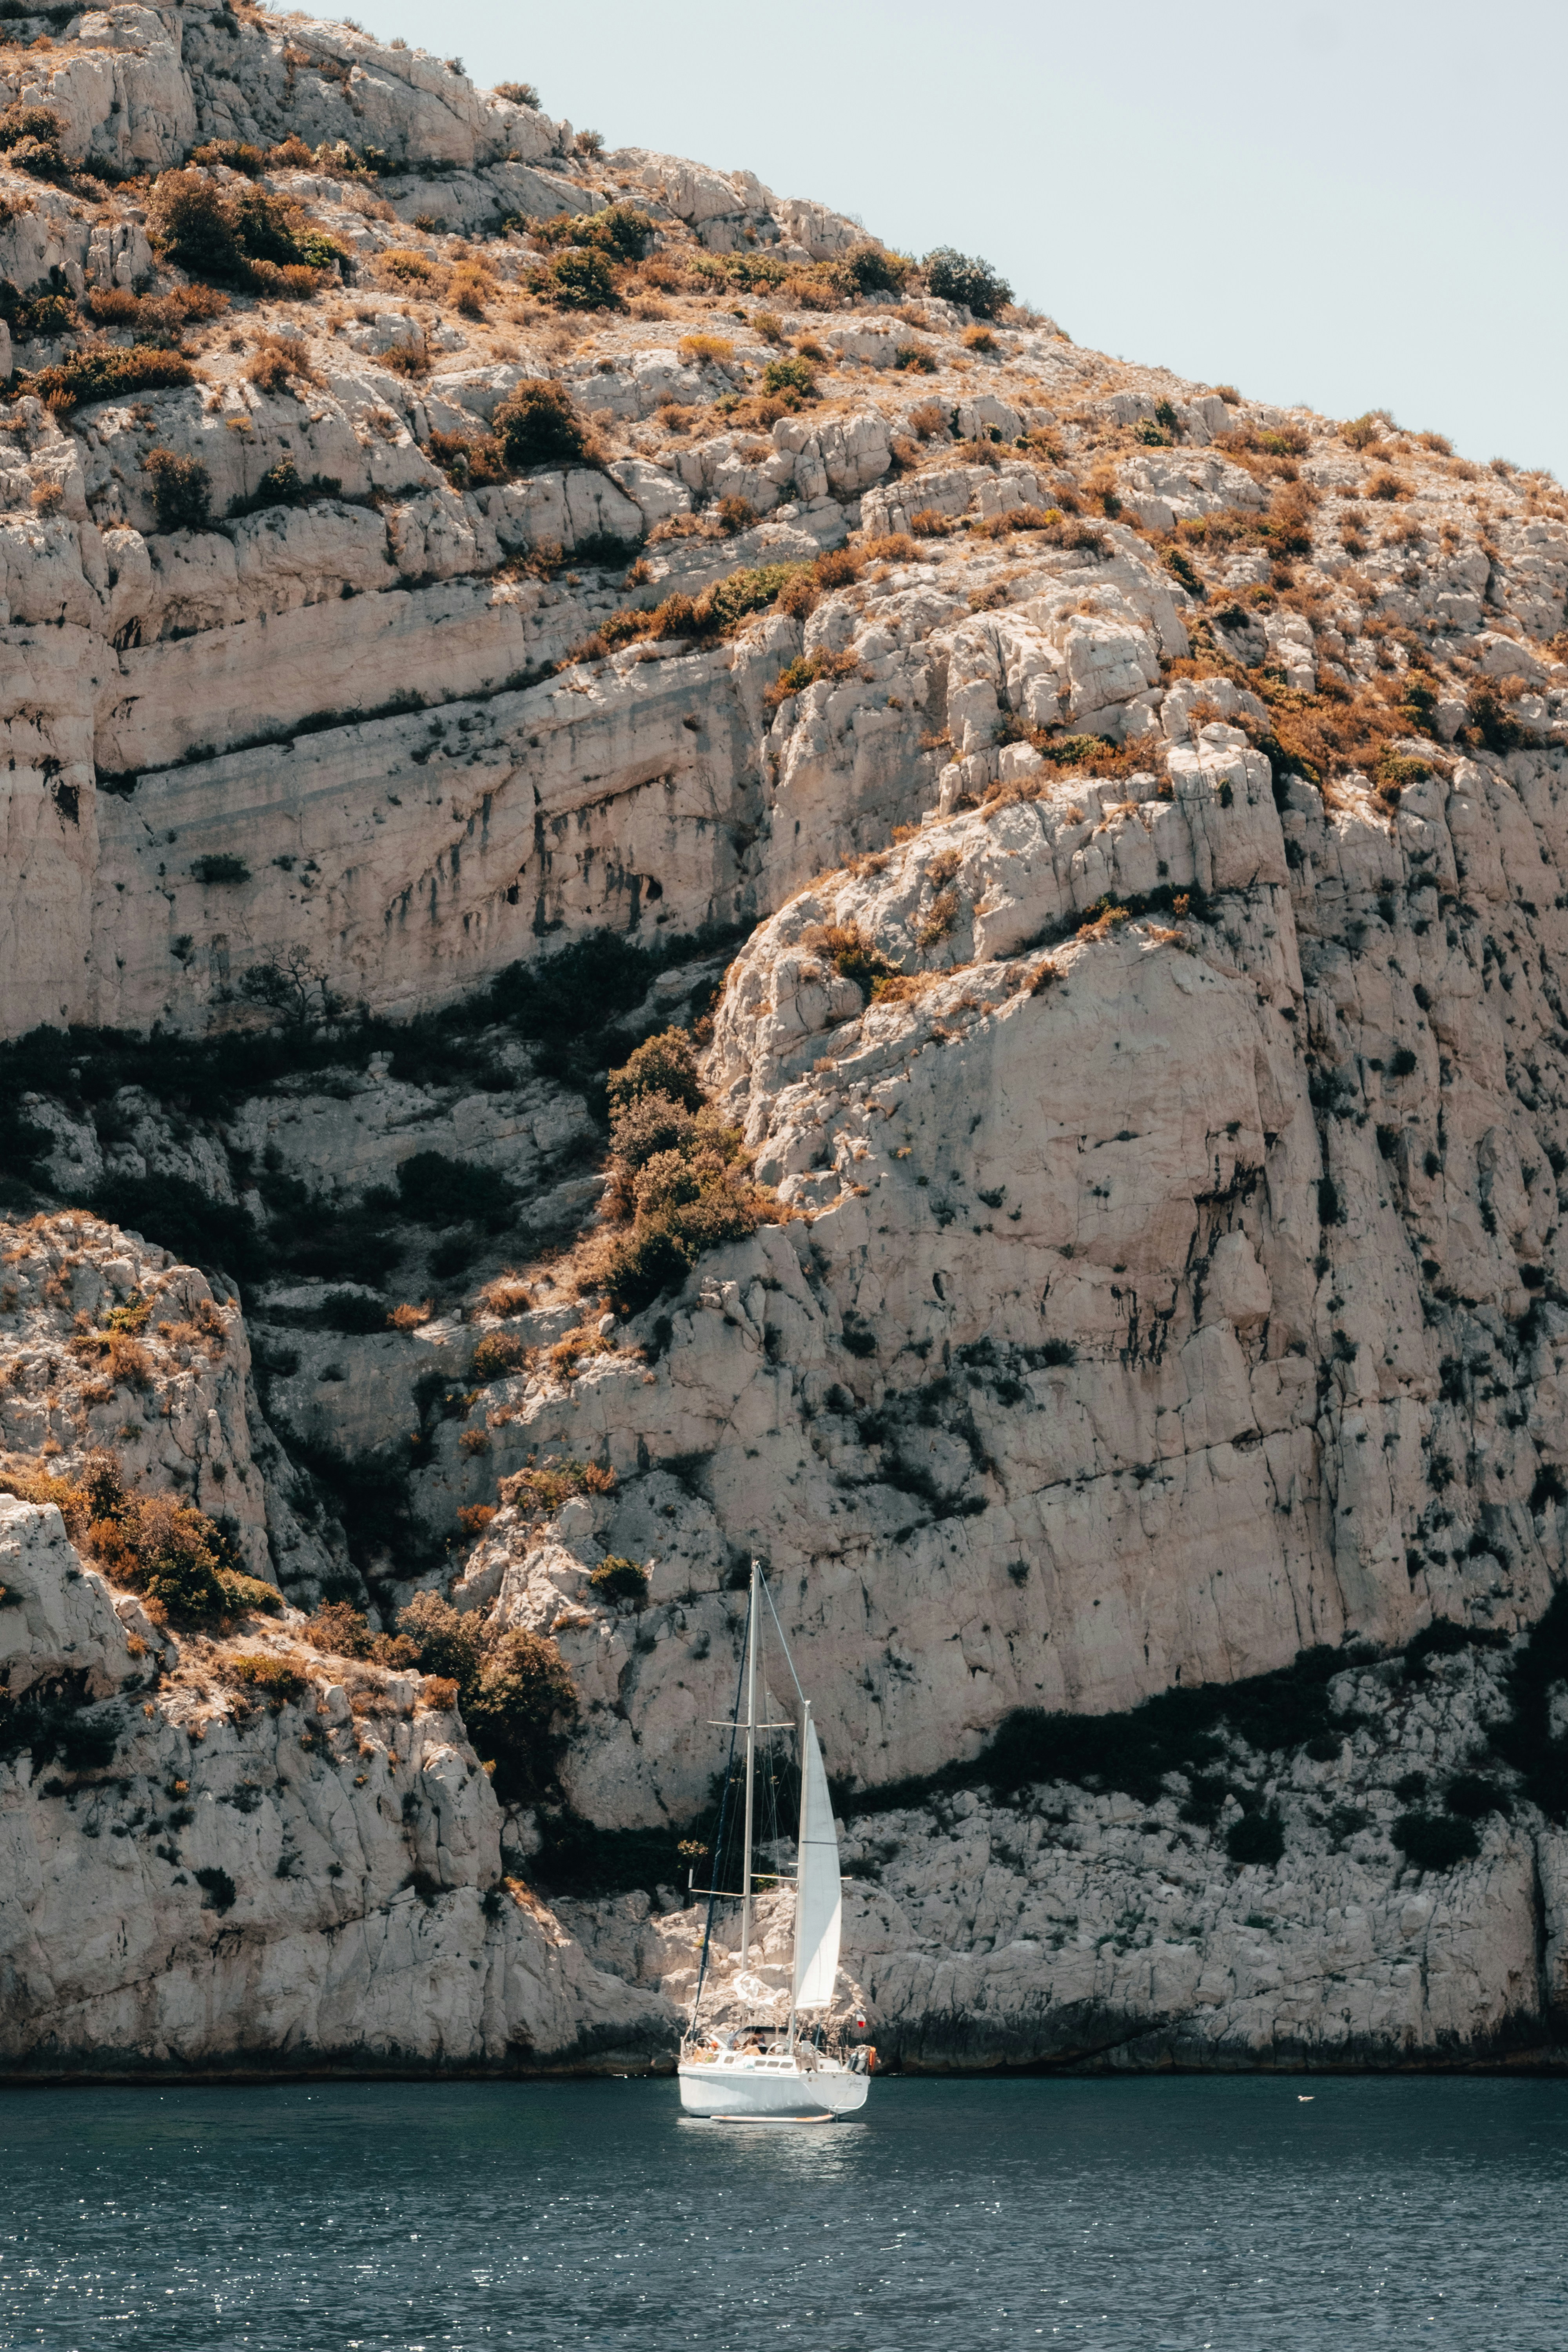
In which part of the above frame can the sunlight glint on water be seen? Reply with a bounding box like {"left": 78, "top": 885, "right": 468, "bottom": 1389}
{"left": 0, "top": 2076, "right": 1564, "bottom": 2351}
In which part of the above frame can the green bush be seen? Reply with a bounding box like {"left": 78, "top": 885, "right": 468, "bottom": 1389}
{"left": 593, "top": 1220, "right": 697, "bottom": 1316}
{"left": 546, "top": 248, "right": 617, "bottom": 309}
{"left": 147, "top": 168, "right": 258, "bottom": 281}
{"left": 145, "top": 449, "right": 212, "bottom": 532}
{"left": 1402, "top": 1617, "right": 1508, "bottom": 1679}
{"left": 590, "top": 1556, "right": 648, "bottom": 1606}
{"left": 244, "top": 457, "right": 309, "bottom": 511}
{"left": 493, "top": 377, "right": 589, "bottom": 470}
{"left": 1392, "top": 1810, "right": 1480, "bottom": 1870}
{"left": 231, "top": 186, "right": 312, "bottom": 267}
{"left": 923, "top": 247, "right": 1012, "bottom": 318}
{"left": 0, "top": 105, "right": 70, "bottom": 184}
{"left": 397, "top": 1588, "right": 484, "bottom": 1689}
{"left": 838, "top": 241, "right": 910, "bottom": 297}
{"left": 464, "top": 1626, "right": 577, "bottom": 1802}
{"left": 592, "top": 563, "right": 804, "bottom": 659}
{"left": 691, "top": 251, "right": 791, "bottom": 294}
{"left": 596, "top": 1178, "right": 760, "bottom": 1317}
{"left": 218, "top": 1570, "right": 285, "bottom": 1617}
{"left": 502, "top": 1457, "right": 616, "bottom": 1513}
{"left": 761, "top": 355, "right": 817, "bottom": 401}
{"left": 147, "top": 168, "right": 337, "bottom": 289}
{"left": 72, "top": 1460, "right": 236, "bottom": 1623}
{"left": 535, "top": 203, "right": 652, "bottom": 263}
{"left": 610, "top": 1090, "right": 696, "bottom": 1170}
{"left": 396, "top": 1586, "right": 575, "bottom": 1802}
{"left": 606, "top": 1029, "right": 703, "bottom": 1115}
{"left": 801, "top": 920, "right": 899, "bottom": 994}
{"left": 194, "top": 1865, "right": 237, "bottom": 1913}
{"left": 429, "top": 1232, "right": 477, "bottom": 1280}
{"left": 700, "top": 563, "right": 802, "bottom": 632}
{"left": 191, "top": 854, "right": 249, "bottom": 884}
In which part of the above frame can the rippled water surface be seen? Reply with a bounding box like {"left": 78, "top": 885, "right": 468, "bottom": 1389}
{"left": 2, "top": 2075, "right": 1566, "bottom": 2350}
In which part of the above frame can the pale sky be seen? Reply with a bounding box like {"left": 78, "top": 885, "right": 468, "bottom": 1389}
{"left": 295, "top": 0, "right": 1567, "bottom": 479}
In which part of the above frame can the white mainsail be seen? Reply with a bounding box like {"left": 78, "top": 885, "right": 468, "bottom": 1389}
{"left": 791, "top": 1709, "right": 841, "bottom": 2009}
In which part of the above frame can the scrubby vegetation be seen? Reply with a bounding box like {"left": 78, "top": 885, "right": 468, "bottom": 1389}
{"left": 495, "top": 377, "right": 592, "bottom": 468}
{"left": 301, "top": 1588, "right": 576, "bottom": 1802}
{"left": 500, "top": 1456, "right": 616, "bottom": 1513}
{"left": 923, "top": 246, "right": 1013, "bottom": 318}
{"left": 0, "top": 1450, "right": 279, "bottom": 1624}
{"left": 572, "top": 1030, "right": 769, "bottom": 1316}
{"left": 146, "top": 167, "right": 341, "bottom": 295}
{"left": 589, "top": 1555, "right": 649, "bottom": 1607}
{"left": 25, "top": 346, "right": 196, "bottom": 415}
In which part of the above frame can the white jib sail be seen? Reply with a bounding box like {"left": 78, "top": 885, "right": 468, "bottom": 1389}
{"left": 792, "top": 1713, "right": 842, "bottom": 2009}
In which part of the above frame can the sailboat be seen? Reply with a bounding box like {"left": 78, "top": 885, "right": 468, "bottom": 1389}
{"left": 677, "top": 1561, "right": 872, "bottom": 2122}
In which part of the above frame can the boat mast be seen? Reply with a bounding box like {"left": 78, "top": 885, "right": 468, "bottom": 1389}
{"left": 738, "top": 1558, "right": 759, "bottom": 1969}
{"left": 788, "top": 1693, "right": 810, "bottom": 2056}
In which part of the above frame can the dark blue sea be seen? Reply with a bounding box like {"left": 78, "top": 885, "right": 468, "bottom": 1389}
{"left": 1, "top": 2076, "right": 1564, "bottom": 2350}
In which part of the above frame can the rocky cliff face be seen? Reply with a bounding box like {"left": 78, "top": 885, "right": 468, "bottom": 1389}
{"left": 4, "top": 2, "right": 1568, "bottom": 2076}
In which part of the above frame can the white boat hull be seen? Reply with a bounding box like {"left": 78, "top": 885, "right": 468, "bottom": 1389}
{"left": 678, "top": 2054, "right": 869, "bottom": 2121}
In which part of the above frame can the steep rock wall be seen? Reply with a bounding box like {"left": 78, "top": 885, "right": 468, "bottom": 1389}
{"left": 4, "top": 2, "right": 1568, "bottom": 2074}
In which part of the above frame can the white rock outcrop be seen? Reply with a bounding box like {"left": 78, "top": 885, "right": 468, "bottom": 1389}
{"left": 0, "top": 1495, "right": 671, "bottom": 2074}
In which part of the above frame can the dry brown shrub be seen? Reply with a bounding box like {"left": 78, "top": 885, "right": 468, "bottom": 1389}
{"left": 302, "top": 1599, "right": 375, "bottom": 1658}
{"left": 106, "top": 1331, "right": 153, "bottom": 1390}
{"left": 548, "top": 1326, "right": 615, "bottom": 1382}
{"left": 478, "top": 1273, "right": 532, "bottom": 1318}
{"left": 470, "top": 1332, "right": 526, "bottom": 1381}
{"left": 859, "top": 532, "right": 921, "bottom": 564}
{"left": 447, "top": 263, "right": 492, "bottom": 318}
{"left": 1366, "top": 469, "right": 1411, "bottom": 502}
{"left": 389, "top": 1300, "right": 432, "bottom": 1332}
{"left": 246, "top": 334, "right": 323, "bottom": 394}
{"left": 867, "top": 972, "right": 943, "bottom": 1006}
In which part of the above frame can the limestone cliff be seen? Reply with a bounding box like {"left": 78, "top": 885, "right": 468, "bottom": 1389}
{"left": 4, "top": 1, "right": 1568, "bottom": 2075}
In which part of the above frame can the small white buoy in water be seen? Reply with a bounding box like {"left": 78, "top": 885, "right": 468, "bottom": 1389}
{"left": 1298, "top": 2094, "right": 1314, "bottom": 2102}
